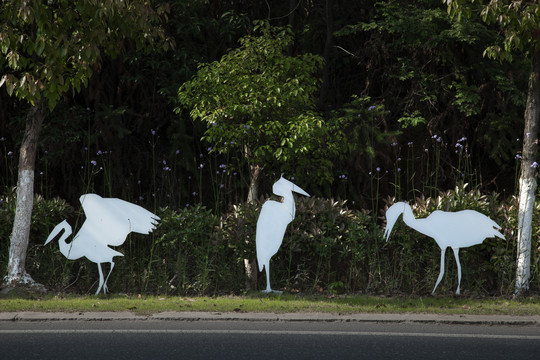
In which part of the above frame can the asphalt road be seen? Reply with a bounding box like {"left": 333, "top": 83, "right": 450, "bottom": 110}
{"left": 1, "top": 319, "right": 539, "bottom": 360}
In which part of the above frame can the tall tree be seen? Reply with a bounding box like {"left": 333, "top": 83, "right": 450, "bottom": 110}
{"left": 177, "top": 22, "right": 349, "bottom": 289}
{"left": 177, "top": 22, "right": 334, "bottom": 201}
{"left": 445, "top": 0, "right": 539, "bottom": 295}
{"left": 0, "top": 0, "right": 170, "bottom": 290}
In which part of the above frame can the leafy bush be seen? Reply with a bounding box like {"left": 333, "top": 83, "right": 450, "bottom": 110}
{"left": 3, "top": 185, "right": 537, "bottom": 296}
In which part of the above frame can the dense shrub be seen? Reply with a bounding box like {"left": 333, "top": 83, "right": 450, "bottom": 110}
{"left": 1, "top": 186, "right": 538, "bottom": 296}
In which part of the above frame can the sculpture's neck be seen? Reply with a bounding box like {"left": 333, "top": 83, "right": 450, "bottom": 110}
{"left": 402, "top": 204, "right": 434, "bottom": 237}
{"left": 283, "top": 192, "right": 295, "bottom": 220}
{"left": 58, "top": 228, "right": 73, "bottom": 259}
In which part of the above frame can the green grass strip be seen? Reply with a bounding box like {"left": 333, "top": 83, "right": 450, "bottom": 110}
{"left": 1, "top": 293, "right": 539, "bottom": 316}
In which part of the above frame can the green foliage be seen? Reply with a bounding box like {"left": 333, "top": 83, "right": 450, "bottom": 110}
{"left": 0, "top": 0, "right": 170, "bottom": 110}
{"left": 177, "top": 21, "right": 345, "bottom": 185}
{"left": 445, "top": 0, "right": 540, "bottom": 61}
{"left": 149, "top": 204, "right": 228, "bottom": 294}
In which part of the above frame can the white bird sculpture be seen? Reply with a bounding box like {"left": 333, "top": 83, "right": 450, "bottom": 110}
{"left": 44, "top": 194, "right": 160, "bottom": 295}
{"left": 384, "top": 202, "right": 505, "bottom": 295}
{"left": 256, "top": 176, "right": 310, "bottom": 293}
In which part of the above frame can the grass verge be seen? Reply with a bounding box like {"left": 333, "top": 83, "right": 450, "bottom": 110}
{"left": 1, "top": 292, "right": 539, "bottom": 316}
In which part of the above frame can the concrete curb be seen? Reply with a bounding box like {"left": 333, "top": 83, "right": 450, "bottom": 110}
{"left": 0, "top": 311, "right": 538, "bottom": 326}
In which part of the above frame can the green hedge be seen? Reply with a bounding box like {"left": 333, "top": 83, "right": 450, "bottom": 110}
{"left": 1, "top": 186, "right": 538, "bottom": 296}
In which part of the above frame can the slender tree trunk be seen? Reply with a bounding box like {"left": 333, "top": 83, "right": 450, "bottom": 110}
{"left": 247, "top": 163, "right": 261, "bottom": 203}
{"left": 318, "top": 0, "right": 333, "bottom": 111}
{"left": 3, "top": 102, "right": 45, "bottom": 290}
{"left": 244, "top": 163, "right": 261, "bottom": 290}
{"left": 515, "top": 55, "right": 539, "bottom": 296}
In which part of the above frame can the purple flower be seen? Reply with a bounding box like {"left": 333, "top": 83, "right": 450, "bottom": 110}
{"left": 515, "top": 154, "right": 522, "bottom": 160}
{"left": 407, "top": 142, "right": 413, "bottom": 147}
{"left": 7, "top": 151, "right": 13, "bottom": 156}
{"left": 532, "top": 162, "right": 538, "bottom": 169}
{"left": 91, "top": 160, "right": 97, "bottom": 166}
{"left": 391, "top": 142, "right": 398, "bottom": 147}
{"left": 376, "top": 167, "right": 380, "bottom": 172}
{"left": 368, "top": 105, "right": 376, "bottom": 111}
{"left": 199, "top": 163, "right": 204, "bottom": 169}
{"left": 176, "top": 149, "right": 180, "bottom": 155}
{"left": 397, "top": 168, "right": 401, "bottom": 172}
{"left": 97, "top": 150, "right": 102, "bottom": 155}
{"left": 458, "top": 137, "right": 467, "bottom": 143}
{"left": 0, "top": 137, "right": 5, "bottom": 141}
{"left": 151, "top": 129, "right": 156, "bottom": 135}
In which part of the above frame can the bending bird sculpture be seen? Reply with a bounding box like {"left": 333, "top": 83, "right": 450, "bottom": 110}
{"left": 44, "top": 194, "right": 160, "bottom": 295}
{"left": 384, "top": 202, "right": 505, "bottom": 295}
{"left": 256, "top": 176, "right": 310, "bottom": 293}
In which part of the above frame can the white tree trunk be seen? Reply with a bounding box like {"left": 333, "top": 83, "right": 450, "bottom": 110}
{"left": 3, "top": 102, "right": 45, "bottom": 290}
{"left": 515, "top": 177, "right": 536, "bottom": 293}
{"left": 5, "top": 169, "right": 36, "bottom": 285}
{"left": 515, "top": 55, "right": 539, "bottom": 296}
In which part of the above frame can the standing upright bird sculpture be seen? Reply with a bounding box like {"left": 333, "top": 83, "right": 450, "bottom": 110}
{"left": 44, "top": 194, "right": 160, "bottom": 295}
{"left": 256, "top": 176, "right": 310, "bottom": 293}
{"left": 384, "top": 202, "right": 505, "bottom": 295}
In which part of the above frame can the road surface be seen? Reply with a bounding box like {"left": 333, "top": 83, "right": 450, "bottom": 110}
{"left": 1, "top": 318, "right": 539, "bottom": 359}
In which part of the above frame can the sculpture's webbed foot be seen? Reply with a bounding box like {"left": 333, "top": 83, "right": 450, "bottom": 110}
{"left": 261, "top": 289, "right": 282, "bottom": 294}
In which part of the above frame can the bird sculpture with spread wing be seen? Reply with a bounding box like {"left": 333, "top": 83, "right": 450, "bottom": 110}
{"left": 45, "top": 194, "right": 160, "bottom": 295}
{"left": 256, "top": 176, "right": 310, "bottom": 293}
{"left": 384, "top": 202, "right": 505, "bottom": 295}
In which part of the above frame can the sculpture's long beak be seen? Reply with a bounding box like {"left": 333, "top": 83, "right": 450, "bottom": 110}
{"left": 45, "top": 220, "right": 71, "bottom": 245}
{"left": 383, "top": 203, "right": 405, "bottom": 242}
{"left": 292, "top": 183, "right": 310, "bottom": 197}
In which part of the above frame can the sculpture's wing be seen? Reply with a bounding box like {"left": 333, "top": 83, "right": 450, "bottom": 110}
{"left": 427, "top": 210, "right": 505, "bottom": 248}
{"left": 80, "top": 194, "right": 160, "bottom": 246}
{"left": 256, "top": 201, "right": 290, "bottom": 269}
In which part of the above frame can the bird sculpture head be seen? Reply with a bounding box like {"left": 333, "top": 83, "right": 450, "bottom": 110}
{"left": 383, "top": 202, "right": 407, "bottom": 241}
{"left": 44, "top": 220, "right": 72, "bottom": 246}
{"left": 272, "top": 176, "right": 310, "bottom": 198}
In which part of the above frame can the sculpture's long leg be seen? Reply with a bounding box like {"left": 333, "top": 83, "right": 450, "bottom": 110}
{"left": 261, "top": 262, "right": 272, "bottom": 293}
{"left": 432, "top": 248, "right": 446, "bottom": 295}
{"left": 261, "top": 262, "right": 282, "bottom": 294}
{"left": 96, "top": 263, "right": 104, "bottom": 295}
{"left": 103, "top": 262, "right": 115, "bottom": 294}
{"left": 452, "top": 248, "right": 461, "bottom": 295}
